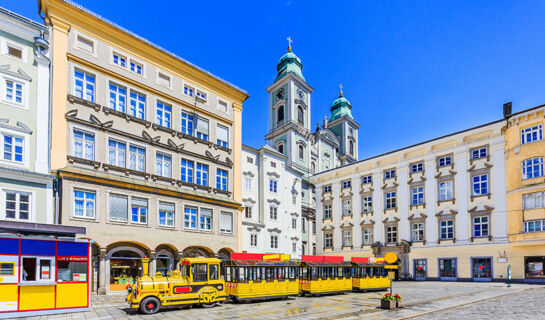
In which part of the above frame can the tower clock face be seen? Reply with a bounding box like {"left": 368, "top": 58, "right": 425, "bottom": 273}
{"left": 276, "top": 88, "right": 285, "bottom": 100}
{"left": 297, "top": 88, "right": 305, "bottom": 99}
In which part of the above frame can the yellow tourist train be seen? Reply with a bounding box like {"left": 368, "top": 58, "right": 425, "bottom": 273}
{"left": 126, "top": 253, "right": 396, "bottom": 314}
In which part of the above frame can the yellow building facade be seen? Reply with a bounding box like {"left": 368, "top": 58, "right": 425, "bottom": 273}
{"left": 505, "top": 104, "right": 545, "bottom": 282}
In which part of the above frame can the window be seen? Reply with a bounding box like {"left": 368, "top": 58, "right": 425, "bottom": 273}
{"left": 217, "top": 125, "right": 229, "bottom": 148}
{"left": 292, "top": 218, "right": 297, "bottom": 229}
{"left": 184, "top": 206, "right": 197, "bottom": 229}
{"left": 156, "top": 102, "right": 172, "bottom": 128}
{"left": 112, "top": 53, "right": 126, "bottom": 67}
{"left": 473, "top": 216, "right": 489, "bottom": 237}
{"left": 297, "top": 106, "right": 304, "bottom": 124}
{"left": 311, "top": 162, "right": 316, "bottom": 173}
{"left": 244, "top": 177, "right": 252, "bottom": 190}
{"left": 129, "top": 91, "right": 145, "bottom": 119}
{"left": 324, "top": 233, "right": 333, "bottom": 248}
{"left": 302, "top": 218, "right": 307, "bottom": 232}
{"left": 200, "top": 208, "right": 212, "bottom": 231}
{"left": 384, "top": 169, "right": 396, "bottom": 179}
{"left": 523, "top": 192, "right": 545, "bottom": 210}
{"left": 471, "top": 147, "right": 488, "bottom": 160}
{"left": 270, "top": 161, "right": 276, "bottom": 168}
{"left": 439, "top": 220, "right": 454, "bottom": 239}
{"left": 277, "top": 105, "right": 284, "bottom": 125}
{"left": 130, "top": 60, "right": 143, "bottom": 75}
{"left": 219, "top": 211, "right": 232, "bottom": 233}
{"left": 411, "top": 186, "right": 424, "bottom": 205}
{"left": 155, "top": 152, "right": 172, "bottom": 178}
{"left": 349, "top": 140, "right": 354, "bottom": 156}
{"left": 362, "top": 196, "right": 372, "bottom": 213}
{"left": 218, "top": 100, "right": 228, "bottom": 113}
{"left": 277, "top": 143, "right": 284, "bottom": 154}
{"left": 130, "top": 198, "right": 148, "bottom": 224}
{"left": 293, "top": 242, "right": 297, "bottom": 252}
{"left": 411, "top": 163, "right": 423, "bottom": 173}
{"left": 386, "top": 226, "right": 397, "bottom": 243}
{"left": 127, "top": 145, "right": 145, "bottom": 172}
{"left": 362, "top": 228, "right": 373, "bottom": 245}
{"left": 269, "top": 180, "right": 277, "bottom": 193}
{"left": 73, "top": 129, "right": 94, "bottom": 160}
{"left": 4, "top": 80, "right": 23, "bottom": 104}
{"left": 524, "top": 220, "right": 545, "bottom": 233}
{"left": 342, "top": 199, "right": 352, "bottom": 216}
{"left": 270, "top": 235, "right": 278, "bottom": 249}
{"left": 472, "top": 174, "right": 488, "bottom": 196}
{"left": 184, "top": 85, "right": 194, "bottom": 97}
{"left": 192, "top": 263, "right": 207, "bottom": 282}
{"left": 2, "top": 134, "right": 24, "bottom": 163}
{"left": 250, "top": 234, "right": 257, "bottom": 247}
{"left": 342, "top": 180, "right": 351, "bottom": 189}
{"left": 216, "top": 169, "right": 228, "bottom": 191}
{"left": 196, "top": 163, "right": 208, "bottom": 186}
{"left": 438, "top": 155, "right": 453, "bottom": 167}
{"left": 74, "top": 70, "right": 95, "bottom": 102}
{"left": 73, "top": 189, "right": 95, "bottom": 219}
{"left": 181, "top": 112, "right": 194, "bottom": 136}
{"left": 21, "top": 257, "right": 55, "bottom": 282}
{"left": 108, "top": 139, "right": 126, "bottom": 167}
{"left": 76, "top": 35, "right": 94, "bottom": 53}
{"left": 4, "top": 190, "right": 30, "bottom": 220}
{"left": 109, "top": 83, "right": 126, "bottom": 112}
{"left": 196, "top": 91, "right": 207, "bottom": 101}
{"left": 522, "top": 157, "right": 544, "bottom": 179}
{"left": 323, "top": 185, "right": 332, "bottom": 193}
{"left": 246, "top": 156, "right": 253, "bottom": 164}
{"left": 342, "top": 229, "right": 352, "bottom": 247}
{"left": 312, "top": 221, "right": 316, "bottom": 234}
{"left": 0, "top": 262, "right": 14, "bottom": 276}
{"left": 109, "top": 193, "right": 128, "bottom": 222}
{"left": 196, "top": 118, "right": 209, "bottom": 141}
{"left": 521, "top": 124, "right": 543, "bottom": 144}
{"left": 438, "top": 180, "right": 454, "bottom": 201}
{"left": 157, "top": 72, "right": 170, "bottom": 87}
{"left": 411, "top": 223, "right": 425, "bottom": 241}
{"left": 298, "top": 145, "right": 304, "bottom": 160}
{"left": 180, "top": 159, "right": 194, "bottom": 183}
{"left": 361, "top": 175, "right": 372, "bottom": 185}
{"left": 7, "top": 44, "right": 22, "bottom": 59}
{"left": 385, "top": 191, "right": 397, "bottom": 209}
{"left": 158, "top": 202, "right": 175, "bottom": 227}
{"left": 269, "top": 207, "right": 278, "bottom": 220}
{"left": 244, "top": 206, "right": 252, "bottom": 219}
{"left": 323, "top": 204, "right": 332, "bottom": 219}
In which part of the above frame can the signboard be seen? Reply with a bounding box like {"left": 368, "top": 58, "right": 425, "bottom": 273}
{"left": 384, "top": 252, "right": 398, "bottom": 264}
{"left": 388, "top": 271, "right": 395, "bottom": 280}
{"left": 497, "top": 257, "right": 507, "bottom": 263}
{"left": 385, "top": 265, "right": 398, "bottom": 269}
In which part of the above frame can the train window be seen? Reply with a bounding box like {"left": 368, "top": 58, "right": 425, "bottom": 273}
{"left": 209, "top": 264, "right": 219, "bottom": 280}
{"left": 338, "top": 267, "right": 343, "bottom": 278}
{"left": 300, "top": 267, "right": 307, "bottom": 279}
{"left": 311, "top": 267, "right": 318, "bottom": 280}
{"left": 278, "top": 267, "right": 285, "bottom": 281}
{"left": 225, "top": 266, "right": 232, "bottom": 282}
{"left": 192, "top": 263, "right": 208, "bottom": 282}
{"left": 182, "top": 264, "right": 191, "bottom": 278}
{"left": 238, "top": 267, "right": 247, "bottom": 282}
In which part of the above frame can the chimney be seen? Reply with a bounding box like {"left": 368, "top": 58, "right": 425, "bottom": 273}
{"left": 503, "top": 102, "right": 512, "bottom": 119}
{"left": 141, "top": 258, "right": 150, "bottom": 276}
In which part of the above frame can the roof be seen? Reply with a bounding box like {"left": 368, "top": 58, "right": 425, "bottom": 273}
{"left": 0, "top": 7, "right": 47, "bottom": 31}
{"left": 0, "top": 220, "right": 85, "bottom": 237}
{"left": 182, "top": 257, "right": 222, "bottom": 263}
{"left": 299, "top": 261, "right": 352, "bottom": 267}
{"left": 226, "top": 260, "right": 298, "bottom": 266}
{"left": 47, "top": 0, "right": 247, "bottom": 96}
{"left": 275, "top": 47, "right": 305, "bottom": 83}
{"left": 330, "top": 92, "right": 353, "bottom": 121}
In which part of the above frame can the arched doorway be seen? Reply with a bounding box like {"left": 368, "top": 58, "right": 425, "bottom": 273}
{"left": 107, "top": 246, "right": 146, "bottom": 292}
{"left": 182, "top": 246, "right": 213, "bottom": 258}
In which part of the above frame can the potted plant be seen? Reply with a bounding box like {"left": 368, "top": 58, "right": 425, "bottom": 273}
{"left": 394, "top": 294, "right": 403, "bottom": 308}
{"left": 380, "top": 293, "right": 396, "bottom": 310}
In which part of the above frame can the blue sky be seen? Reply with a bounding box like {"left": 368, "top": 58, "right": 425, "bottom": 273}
{"left": 5, "top": 0, "right": 545, "bottom": 159}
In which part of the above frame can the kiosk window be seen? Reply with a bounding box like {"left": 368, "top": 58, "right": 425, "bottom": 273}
{"left": 209, "top": 264, "right": 219, "bottom": 280}
{"left": 22, "top": 257, "right": 55, "bottom": 281}
{"left": 0, "top": 262, "right": 14, "bottom": 276}
{"left": 57, "top": 260, "right": 88, "bottom": 282}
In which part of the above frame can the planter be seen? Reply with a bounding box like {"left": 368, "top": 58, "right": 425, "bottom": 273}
{"left": 396, "top": 300, "right": 403, "bottom": 308}
{"left": 381, "top": 299, "right": 396, "bottom": 310}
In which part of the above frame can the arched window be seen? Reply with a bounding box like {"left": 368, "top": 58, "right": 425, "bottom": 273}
{"left": 277, "top": 143, "right": 284, "bottom": 155}
{"left": 349, "top": 140, "right": 354, "bottom": 156}
{"left": 311, "top": 162, "right": 316, "bottom": 173}
{"left": 298, "top": 145, "right": 304, "bottom": 160}
{"left": 297, "top": 106, "right": 304, "bottom": 125}
{"left": 277, "top": 105, "right": 284, "bottom": 125}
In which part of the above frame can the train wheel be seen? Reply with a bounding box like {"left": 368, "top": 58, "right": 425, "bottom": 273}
{"left": 201, "top": 301, "right": 217, "bottom": 308}
{"left": 140, "top": 297, "right": 161, "bottom": 314}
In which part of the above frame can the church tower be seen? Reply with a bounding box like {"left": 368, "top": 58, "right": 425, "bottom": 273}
{"left": 265, "top": 39, "right": 314, "bottom": 174}
{"left": 326, "top": 87, "right": 360, "bottom": 164}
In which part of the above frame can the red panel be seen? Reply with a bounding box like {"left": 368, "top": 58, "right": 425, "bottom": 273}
{"left": 323, "top": 256, "right": 343, "bottom": 263}
{"left": 230, "top": 252, "right": 263, "bottom": 261}
{"left": 302, "top": 255, "right": 324, "bottom": 262}
{"left": 352, "top": 257, "right": 369, "bottom": 263}
{"left": 174, "top": 286, "right": 192, "bottom": 294}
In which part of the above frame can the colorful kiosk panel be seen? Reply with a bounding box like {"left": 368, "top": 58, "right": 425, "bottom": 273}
{"left": 0, "top": 235, "right": 92, "bottom": 319}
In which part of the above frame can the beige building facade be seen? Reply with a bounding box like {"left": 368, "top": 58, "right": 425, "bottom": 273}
{"left": 40, "top": 0, "right": 248, "bottom": 293}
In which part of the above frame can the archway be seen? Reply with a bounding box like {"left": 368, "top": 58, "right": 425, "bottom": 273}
{"left": 182, "top": 246, "right": 214, "bottom": 258}
{"left": 106, "top": 243, "right": 147, "bottom": 292}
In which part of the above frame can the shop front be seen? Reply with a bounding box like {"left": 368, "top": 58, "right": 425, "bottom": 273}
{"left": 438, "top": 258, "right": 457, "bottom": 281}
{"left": 471, "top": 257, "right": 492, "bottom": 281}
{"left": 525, "top": 256, "right": 545, "bottom": 281}
{"left": 414, "top": 259, "right": 427, "bottom": 280}
{"left": 108, "top": 250, "right": 142, "bottom": 292}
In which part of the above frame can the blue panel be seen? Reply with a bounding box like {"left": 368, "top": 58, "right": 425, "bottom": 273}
{"left": 20, "top": 239, "right": 55, "bottom": 256}
{"left": 0, "top": 238, "right": 19, "bottom": 254}
{"left": 57, "top": 241, "right": 88, "bottom": 257}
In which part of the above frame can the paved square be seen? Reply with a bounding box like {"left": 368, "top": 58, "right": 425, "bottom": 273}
{"left": 20, "top": 282, "right": 544, "bottom": 320}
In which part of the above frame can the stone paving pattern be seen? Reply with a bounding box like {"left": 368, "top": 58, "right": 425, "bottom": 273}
{"left": 19, "top": 282, "right": 544, "bottom": 320}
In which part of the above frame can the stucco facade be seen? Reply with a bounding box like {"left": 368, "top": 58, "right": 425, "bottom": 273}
{"left": 39, "top": 0, "right": 248, "bottom": 293}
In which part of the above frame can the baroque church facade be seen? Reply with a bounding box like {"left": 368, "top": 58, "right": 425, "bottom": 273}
{"left": 241, "top": 43, "right": 361, "bottom": 258}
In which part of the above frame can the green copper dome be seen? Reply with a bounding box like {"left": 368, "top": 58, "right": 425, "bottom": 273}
{"left": 275, "top": 46, "right": 305, "bottom": 82}
{"left": 330, "top": 91, "right": 353, "bottom": 121}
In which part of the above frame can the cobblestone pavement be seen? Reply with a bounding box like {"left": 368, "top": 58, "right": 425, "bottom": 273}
{"left": 20, "top": 282, "right": 542, "bottom": 320}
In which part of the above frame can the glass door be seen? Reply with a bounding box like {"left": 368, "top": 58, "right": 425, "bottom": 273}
{"left": 439, "top": 258, "right": 457, "bottom": 280}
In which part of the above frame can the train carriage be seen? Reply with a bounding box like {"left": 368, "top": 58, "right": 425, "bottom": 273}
{"left": 224, "top": 253, "right": 299, "bottom": 301}
{"left": 351, "top": 257, "right": 390, "bottom": 291}
{"left": 298, "top": 255, "right": 352, "bottom": 295}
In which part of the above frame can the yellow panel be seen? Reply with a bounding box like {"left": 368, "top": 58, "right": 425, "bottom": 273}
{"left": 19, "top": 285, "right": 55, "bottom": 311}
{"left": 0, "top": 284, "right": 17, "bottom": 302}
{"left": 56, "top": 283, "right": 88, "bottom": 308}
{"left": 262, "top": 254, "right": 279, "bottom": 261}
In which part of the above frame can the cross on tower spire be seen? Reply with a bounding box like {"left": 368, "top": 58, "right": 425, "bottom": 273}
{"left": 287, "top": 36, "right": 293, "bottom": 51}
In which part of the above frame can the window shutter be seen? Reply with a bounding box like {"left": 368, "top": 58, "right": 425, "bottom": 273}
{"left": 197, "top": 118, "right": 209, "bottom": 135}
{"left": 159, "top": 202, "right": 175, "bottom": 212}
{"left": 131, "top": 198, "right": 147, "bottom": 207}
{"left": 109, "top": 194, "right": 128, "bottom": 221}
{"left": 217, "top": 125, "right": 228, "bottom": 142}
{"left": 220, "top": 212, "right": 232, "bottom": 232}
{"left": 201, "top": 208, "right": 212, "bottom": 217}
